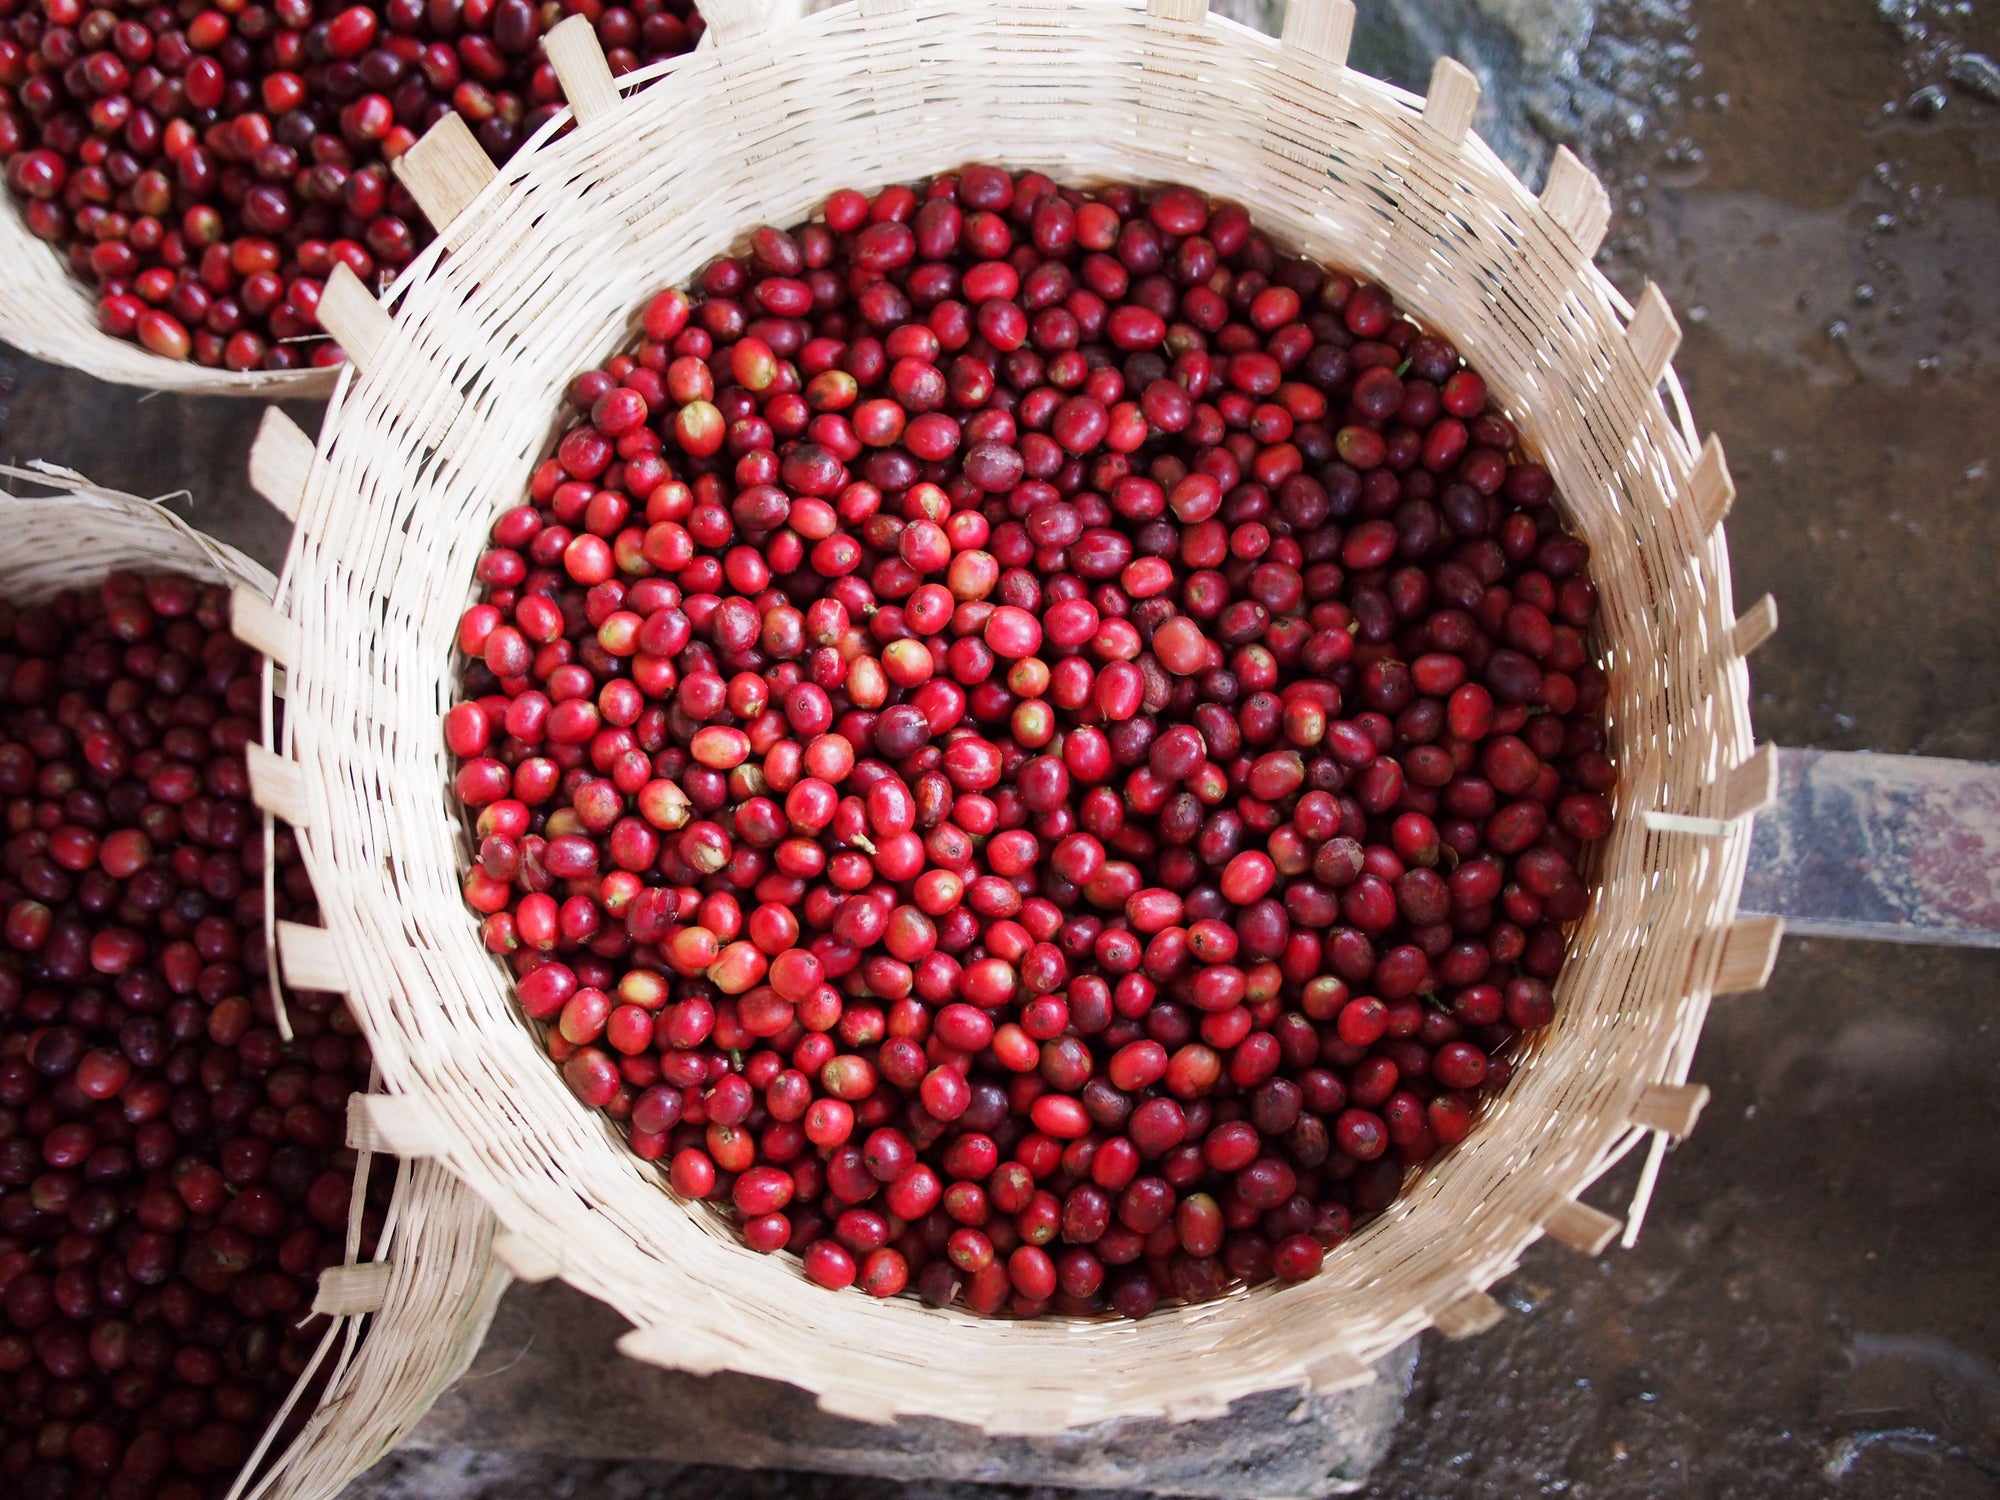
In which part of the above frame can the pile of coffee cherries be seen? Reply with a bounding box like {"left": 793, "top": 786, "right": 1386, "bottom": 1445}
{"left": 446, "top": 168, "right": 1616, "bottom": 1320}
{"left": 0, "top": 0, "right": 705, "bottom": 371}
{"left": 1, "top": 571, "right": 382, "bottom": 1499}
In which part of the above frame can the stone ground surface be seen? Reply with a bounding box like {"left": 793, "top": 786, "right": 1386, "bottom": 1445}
{"left": 5, "top": 0, "right": 2000, "bottom": 1494}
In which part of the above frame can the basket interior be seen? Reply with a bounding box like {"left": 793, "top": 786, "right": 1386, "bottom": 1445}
{"left": 279, "top": 0, "right": 1755, "bottom": 1430}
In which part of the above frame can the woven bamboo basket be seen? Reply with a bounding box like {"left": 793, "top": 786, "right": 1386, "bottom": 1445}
{"left": 0, "top": 466, "right": 509, "bottom": 1498}
{"left": 246, "top": 0, "right": 1784, "bottom": 1433}
{"left": 0, "top": 0, "right": 802, "bottom": 398}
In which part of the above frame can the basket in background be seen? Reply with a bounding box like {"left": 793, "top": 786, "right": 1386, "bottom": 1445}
{"left": 0, "top": 216, "right": 340, "bottom": 398}
{"left": 0, "top": 468, "right": 508, "bottom": 1499}
{"left": 0, "top": 0, "right": 802, "bottom": 397}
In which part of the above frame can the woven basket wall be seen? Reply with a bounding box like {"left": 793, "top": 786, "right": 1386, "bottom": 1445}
{"left": 0, "top": 468, "right": 509, "bottom": 1499}
{"left": 0, "top": 0, "right": 803, "bottom": 397}
{"left": 251, "top": 0, "right": 1782, "bottom": 1433}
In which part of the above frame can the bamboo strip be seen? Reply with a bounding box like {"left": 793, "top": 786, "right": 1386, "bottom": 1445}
{"left": 394, "top": 113, "right": 500, "bottom": 236}
{"left": 230, "top": 587, "right": 300, "bottom": 668}
{"left": 246, "top": 744, "right": 313, "bottom": 828}
{"left": 1164, "top": 1392, "right": 1235, "bottom": 1422}
{"left": 1620, "top": 1134, "right": 1670, "bottom": 1251}
{"left": 346, "top": 1094, "right": 451, "bottom": 1158}
{"left": 1724, "top": 745, "right": 1780, "bottom": 821}
{"left": 1629, "top": 1083, "right": 1710, "bottom": 1138}
{"left": 1279, "top": 0, "right": 1353, "bottom": 64}
{"left": 249, "top": 409, "right": 316, "bottom": 522}
{"left": 544, "top": 16, "right": 622, "bottom": 125}
{"left": 1421, "top": 58, "right": 1480, "bottom": 145}
{"left": 316, "top": 265, "right": 393, "bottom": 373}
{"left": 1715, "top": 916, "right": 1785, "bottom": 994}
{"left": 1641, "top": 746, "right": 1776, "bottom": 834}
{"left": 1642, "top": 810, "right": 1734, "bottom": 836}
{"left": 492, "top": 1231, "right": 565, "bottom": 1282}
{"left": 312, "top": 1262, "right": 395, "bottom": 1317}
{"left": 1625, "top": 282, "right": 1682, "bottom": 387}
{"left": 1691, "top": 434, "right": 1736, "bottom": 530}
{"left": 276, "top": 920, "right": 346, "bottom": 993}
{"left": 1433, "top": 1291, "right": 1506, "bottom": 1340}
{"left": 1731, "top": 594, "right": 1780, "bottom": 657}
{"left": 1304, "top": 1352, "right": 1374, "bottom": 1392}
{"left": 1542, "top": 1199, "right": 1621, "bottom": 1256}
{"left": 1538, "top": 148, "right": 1611, "bottom": 259}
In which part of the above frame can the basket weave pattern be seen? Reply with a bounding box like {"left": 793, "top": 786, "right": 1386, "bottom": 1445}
{"left": 262, "top": 0, "right": 1769, "bottom": 1431}
{"left": 0, "top": 470, "right": 508, "bottom": 1499}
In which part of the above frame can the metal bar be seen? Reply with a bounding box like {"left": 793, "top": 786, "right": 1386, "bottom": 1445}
{"left": 1741, "top": 749, "right": 2000, "bottom": 949}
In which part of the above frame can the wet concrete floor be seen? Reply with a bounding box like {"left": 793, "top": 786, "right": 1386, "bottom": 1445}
{"left": 3, "top": 0, "right": 1998, "bottom": 1494}
{"left": 1619, "top": 0, "right": 2000, "bottom": 765}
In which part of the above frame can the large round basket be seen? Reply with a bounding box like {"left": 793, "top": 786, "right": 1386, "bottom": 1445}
{"left": 251, "top": 0, "right": 1782, "bottom": 1433}
{"left": 0, "top": 467, "right": 508, "bottom": 1497}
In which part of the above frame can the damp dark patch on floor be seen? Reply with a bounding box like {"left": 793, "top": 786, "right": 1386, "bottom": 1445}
{"left": 1609, "top": 0, "right": 2000, "bottom": 765}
